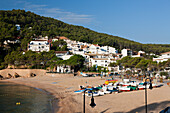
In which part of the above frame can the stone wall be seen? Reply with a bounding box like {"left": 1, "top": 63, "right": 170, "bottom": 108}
{"left": 0, "top": 69, "right": 47, "bottom": 77}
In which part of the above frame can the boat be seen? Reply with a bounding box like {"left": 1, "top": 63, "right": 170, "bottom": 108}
{"left": 107, "top": 87, "right": 119, "bottom": 93}
{"left": 118, "top": 86, "right": 131, "bottom": 92}
{"left": 98, "top": 91, "right": 105, "bottom": 96}
{"left": 137, "top": 85, "right": 145, "bottom": 90}
{"left": 104, "top": 79, "right": 118, "bottom": 85}
{"left": 155, "top": 84, "right": 164, "bottom": 88}
{"left": 85, "top": 91, "right": 100, "bottom": 97}
{"left": 102, "top": 86, "right": 112, "bottom": 94}
{"left": 74, "top": 89, "right": 85, "bottom": 93}
{"left": 127, "top": 86, "right": 138, "bottom": 90}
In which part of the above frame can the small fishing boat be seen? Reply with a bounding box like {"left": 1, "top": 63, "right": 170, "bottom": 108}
{"left": 85, "top": 91, "right": 100, "bottom": 97}
{"left": 102, "top": 86, "right": 112, "bottom": 94}
{"left": 118, "top": 86, "right": 131, "bottom": 92}
{"left": 137, "top": 85, "right": 145, "bottom": 90}
{"left": 98, "top": 91, "right": 105, "bottom": 96}
{"left": 127, "top": 86, "right": 138, "bottom": 90}
{"left": 107, "top": 88, "right": 119, "bottom": 93}
{"left": 104, "top": 79, "right": 118, "bottom": 85}
{"left": 74, "top": 89, "right": 85, "bottom": 93}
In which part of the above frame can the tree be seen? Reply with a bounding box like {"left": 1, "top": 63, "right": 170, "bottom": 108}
{"left": 51, "top": 40, "right": 67, "bottom": 51}
{"left": 21, "top": 38, "right": 32, "bottom": 51}
{"left": 135, "top": 59, "right": 149, "bottom": 74}
{"left": 1, "top": 9, "right": 170, "bottom": 55}
{"left": 56, "top": 54, "right": 85, "bottom": 72}
{"left": 109, "top": 62, "right": 117, "bottom": 67}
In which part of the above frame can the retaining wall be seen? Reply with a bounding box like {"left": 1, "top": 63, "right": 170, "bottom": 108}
{"left": 0, "top": 69, "right": 47, "bottom": 77}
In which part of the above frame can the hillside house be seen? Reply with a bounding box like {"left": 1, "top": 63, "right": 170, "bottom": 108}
{"left": 153, "top": 51, "right": 170, "bottom": 63}
{"left": 28, "top": 40, "right": 50, "bottom": 52}
{"left": 121, "top": 49, "right": 132, "bottom": 57}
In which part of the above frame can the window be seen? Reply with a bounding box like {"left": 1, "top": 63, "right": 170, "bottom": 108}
{"left": 95, "top": 60, "right": 97, "bottom": 62}
{"left": 105, "top": 61, "right": 107, "bottom": 62}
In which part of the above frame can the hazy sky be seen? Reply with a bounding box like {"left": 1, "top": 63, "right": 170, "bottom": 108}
{"left": 1, "top": 0, "right": 170, "bottom": 44}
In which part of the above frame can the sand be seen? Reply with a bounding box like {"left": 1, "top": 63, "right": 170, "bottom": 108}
{"left": 1, "top": 74, "right": 170, "bottom": 113}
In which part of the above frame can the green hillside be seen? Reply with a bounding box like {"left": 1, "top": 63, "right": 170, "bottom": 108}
{"left": 0, "top": 9, "right": 170, "bottom": 54}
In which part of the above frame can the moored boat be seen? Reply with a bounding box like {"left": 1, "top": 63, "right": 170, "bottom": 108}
{"left": 118, "top": 86, "right": 131, "bottom": 92}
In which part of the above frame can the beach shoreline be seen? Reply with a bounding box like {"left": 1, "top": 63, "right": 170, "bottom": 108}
{"left": 1, "top": 74, "right": 98, "bottom": 113}
{"left": 1, "top": 74, "right": 170, "bottom": 113}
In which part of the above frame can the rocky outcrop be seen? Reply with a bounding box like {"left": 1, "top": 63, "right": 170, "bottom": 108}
{"left": 6, "top": 73, "right": 12, "bottom": 79}
{"left": 25, "top": 73, "right": 36, "bottom": 78}
{"left": 0, "top": 75, "right": 3, "bottom": 80}
{"left": 13, "top": 72, "right": 21, "bottom": 78}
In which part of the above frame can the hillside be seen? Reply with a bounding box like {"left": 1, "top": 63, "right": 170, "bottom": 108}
{"left": 0, "top": 9, "right": 170, "bottom": 54}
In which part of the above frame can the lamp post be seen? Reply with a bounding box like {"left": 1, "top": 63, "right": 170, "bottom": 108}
{"left": 83, "top": 89, "right": 96, "bottom": 113}
{"left": 144, "top": 77, "right": 153, "bottom": 113}
{"left": 83, "top": 90, "right": 85, "bottom": 113}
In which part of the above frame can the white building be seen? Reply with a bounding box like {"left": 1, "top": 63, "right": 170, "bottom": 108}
{"left": 55, "top": 51, "right": 73, "bottom": 60}
{"left": 121, "top": 49, "right": 132, "bottom": 57}
{"left": 90, "top": 58, "right": 116, "bottom": 67}
{"left": 89, "top": 44, "right": 100, "bottom": 54}
{"left": 153, "top": 51, "right": 170, "bottom": 63}
{"left": 132, "top": 51, "right": 145, "bottom": 57}
{"left": 28, "top": 40, "right": 50, "bottom": 52}
{"left": 56, "top": 65, "right": 71, "bottom": 73}
{"left": 100, "top": 46, "right": 117, "bottom": 54}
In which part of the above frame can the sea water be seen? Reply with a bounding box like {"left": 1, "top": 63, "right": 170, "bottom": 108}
{"left": 0, "top": 82, "right": 55, "bottom": 113}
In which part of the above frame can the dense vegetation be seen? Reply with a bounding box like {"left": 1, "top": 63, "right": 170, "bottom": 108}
{"left": 0, "top": 9, "right": 170, "bottom": 54}
{"left": 110, "top": 56, "right": 170, "bottom": 75}
{"left": 3, "top": 50, "right": 60, "bottom": 69}
{"left": 2, "top": 50, "right": 85, "bottom": 72}
{"left": 0, "top": 9, "right": 170, "bottom": 71}
{"left": 51, "top": 40, "right": 67, "bottom": 51}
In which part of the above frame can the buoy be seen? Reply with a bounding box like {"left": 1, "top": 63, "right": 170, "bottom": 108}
{"left": 16, "top": 102, "right": 21, "bottom": 105}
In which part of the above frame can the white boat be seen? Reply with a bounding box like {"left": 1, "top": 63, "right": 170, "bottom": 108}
{"left": 118, "top": 86, "right": 131, "bottom": 92}
{"left": 85, "top": 92, "right": 100, "bottom": 97}
{"left": 98, "top": 91, "right": 105, "bottom": 96}
{"left": 138, "top": 85, "right": 145, "bottom": 90}
{"left": 74, "top": 89, "right": 85, "bottom": 93}
{"left": 102, "top": 86, "right": 112, "bottom": 94}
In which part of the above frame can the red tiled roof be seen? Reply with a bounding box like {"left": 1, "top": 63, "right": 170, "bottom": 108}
{"left": 161, "top": 51, "right": 170, "bottom": 55}
{"left": 59, "top": 36, "right": 68, "bottom": 40}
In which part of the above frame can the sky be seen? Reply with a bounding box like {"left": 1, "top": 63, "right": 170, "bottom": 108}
{"left": 1, "top": 0, "right": 170, "bottom": 44}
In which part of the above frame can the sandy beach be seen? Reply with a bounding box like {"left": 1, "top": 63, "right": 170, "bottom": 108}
{"left": 1, "top": 74, "right": 170, "bottom": 113}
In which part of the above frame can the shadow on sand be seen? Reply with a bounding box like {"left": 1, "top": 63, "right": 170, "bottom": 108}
{"left": 100, "top": 108, "right": 110, "bottom": 113}
{"left": 126, "top": 101, "right": 170, "bottom": 113}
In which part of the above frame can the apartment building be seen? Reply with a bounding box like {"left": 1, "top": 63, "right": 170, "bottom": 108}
{"left": 28, "top": 40, "right": 50, "bottom": 52}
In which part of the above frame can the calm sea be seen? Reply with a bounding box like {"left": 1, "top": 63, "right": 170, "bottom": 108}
{"left": 0, "top": 82, "right": 56, "bottom": 113}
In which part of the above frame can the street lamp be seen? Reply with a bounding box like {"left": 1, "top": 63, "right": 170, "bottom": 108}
{"left": 144, "top": 77, "right": 153, "bottom": 113}
{"left": 83, "top": 89, "right": 96, "bottom": 113}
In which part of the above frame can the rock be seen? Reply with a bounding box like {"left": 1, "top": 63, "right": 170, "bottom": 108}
{"left": 25, "top": 73, "right": 36, "bottom": 78}
{"left": 30, "top": 73, "right": 36, "bottom": 77}
{"left": 6, "top": 73, "right": 12, "bottom": 79}
{"left": 13, "top": 72, "right": 20, "bottom": 78}
{"left": 0, "top": 75, "right": 3, "bottom": 80}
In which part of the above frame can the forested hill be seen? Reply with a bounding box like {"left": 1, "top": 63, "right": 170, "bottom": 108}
{"left": 0, "top": 9, "right": 170, "bottom": 54}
